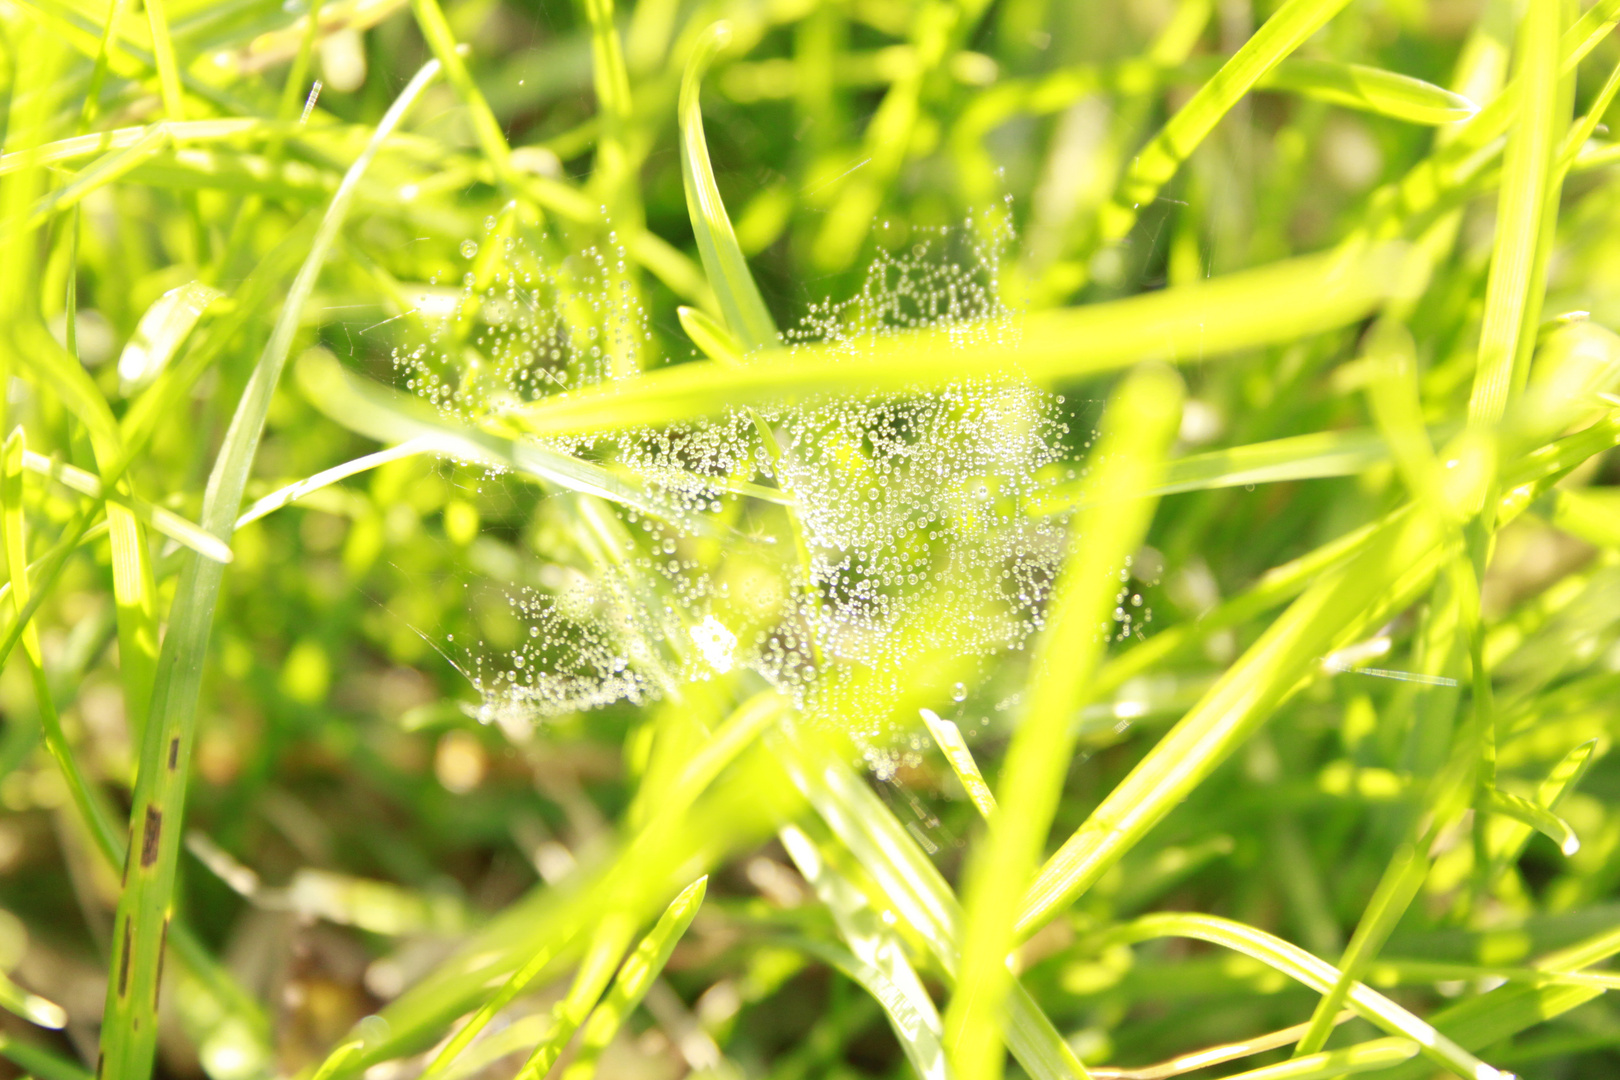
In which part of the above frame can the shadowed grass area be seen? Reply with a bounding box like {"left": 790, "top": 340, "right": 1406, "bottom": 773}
{"left": 3, "top": 1, "right": 1620, "bottom": 1080}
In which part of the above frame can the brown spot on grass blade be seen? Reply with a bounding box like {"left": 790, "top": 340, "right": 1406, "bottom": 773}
{"left": 141, "top": 806, "right": 162, "bottom": 868}
{"left": 118, "top": 918, "right": 131, "bottom": 997}
{"left": 154, "top": 918, "right": 169, "bottom": 1010}
{"left": 168, "top": 737, "right": 178, "bottom": 769}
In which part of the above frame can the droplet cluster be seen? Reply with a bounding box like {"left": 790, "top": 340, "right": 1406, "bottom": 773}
{"left": 395, "top": 208, "right": 1136, "bottom": 761}
{"left": 391, "top": 215, "right": 649, "bottom": 420}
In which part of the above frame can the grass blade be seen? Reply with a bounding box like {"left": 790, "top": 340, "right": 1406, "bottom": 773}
{"left": 293, "top": 347, "right": 748, "bottom": 535}
{"left": 1466, "top": 0, "right": 1568, "bottom": 427}
{"left": 96, "top": 59, "right": 442, "bottom": 1080}
{"left": 1015, "top": 502, "right": 1447, "bottom": 939}
{"left": 1259, "top": 59, "right": 1478, "bottom": 124}
{"left": 19, "top": 450, "right": 232, "bottom": 564}
{"left": 557, "top": 877, "right": 708, "bottom": 1080}
{"left": 407, "top": 0, "right": 511, "bottom": 176}
{"left": 498, "top": 244, "right": 1413, "bottom": 438}
{"left": 115, "top": 281, "right": 222, "bottom": 395}
{"left": 677, "top": 303, "right": 743, "bottom": 363}
{"left": 680, "top": 22, "right": 778, "bottom": 350}
{"left": 1102, "top": 0, "right": 1354, "bottom": 244}
{"left": 3, "top": 432, "right": 125, "bottom": 865}
{"left": 0, "top": 1035, "right": 92, "bottom": 1080}
{"left": 511, "top": 916, "right": 638, "bottom": 1080}
{"left": 234, "top": 439, "right": 434, "bottom": 528}
{"left": 1029, "top": 425, "right": 1441, "bottom": 515}
{"left": 780, "top": 826, "right": 950, "bottom": 1080}
{"left": 1478, "top": 785, "right": 1580, "bottom": 856}
{"left": 1203, "top": 1039, "right": 1416, "bottom": 1080}
{"left": 920, "top": 709, "right": 996, "bottom": 819}
{"left": 414, "top": 937, "right": 568, "bottom": 1080}
{"left": 578, "top": 0, "right": 641, "bottom": 234}
{"left": 947, "top": 364, "right": 1182, "bottom": 1080}
{"left": 779, "top": 739, "right": 1090, "bottom": 1080}
{"left": 1488, "top": 739, "right": 1597, "bottom": 867}
{"left": 1365, "top": 921, "right": 1620, "bottom": 1079}
{"left": 0, "top": 969, "right": 67, "bottom": 1030}
{"left": 1108, "top": 913, "right": 1508, "bottom": 1080}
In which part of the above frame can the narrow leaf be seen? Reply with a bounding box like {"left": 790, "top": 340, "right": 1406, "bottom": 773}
{"left": 97, "top": 60, "right": 443, "bottom": 1080}
{"left": 116, "top": 281, "right": 223, "bottom": 395}
{"left": 558, "top": 878, "right": 708, "bottom": 1080}
{"left": 498, "top": 245, "right": 1413, "bottom": 438}
{"left": 948, "top": 364, "right": 1182, "bottom": 1080}
{"left": 679, "top": 22, "right": 779, "bottom": 351}
{"left": 1259, "top": 59, "right": 1478, "bottom": 124}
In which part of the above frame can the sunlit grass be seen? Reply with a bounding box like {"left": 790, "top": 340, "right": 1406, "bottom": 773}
{"left": 3, "top": 1, "right": 1620, "bottom": 1080}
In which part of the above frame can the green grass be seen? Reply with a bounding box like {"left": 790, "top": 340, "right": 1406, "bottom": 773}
{"left": 4, "top": 2, "right": 1620, "bottom": 1080}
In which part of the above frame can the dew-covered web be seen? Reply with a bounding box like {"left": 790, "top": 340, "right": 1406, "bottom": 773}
{"left": 387, "top": 208, "right": 1146, "bottom": 773}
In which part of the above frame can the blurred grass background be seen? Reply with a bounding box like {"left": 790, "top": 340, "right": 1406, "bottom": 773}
{"left": 5, "top": 0, "right": 1620, "bottom": 1079}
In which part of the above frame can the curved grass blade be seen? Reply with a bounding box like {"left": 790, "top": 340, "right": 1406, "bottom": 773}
{"left": 780, "top": 826, "right": 950, "bottom": 1080}
{"left": 20, "top": 450, "right": 232, "bottom": 564}
{"left": 1467, "top": 0, "right": 1568, "bottom": 427}
{"left": 1029, "top": 425, "right": 1449, "bottom": 515}
{"left": 1478, "top": 785, "right": 1580, "bottom": 856}
{"left": 679, "top": 22, "right": 778, "bottom": 351}
{"left": 778, "top": 739, "right": 1090, "bottom": 1080}
{"left": 1363, "top": 920, "right": 1620, "bottom": 1080}
{"left": 677, "top": 304, "right": 743, "bottom": 364}
{"left": 1087, "top": 1015, "right": 1382, "bottom": 1080}
{"left": 920, "top": 709, "right": 996, "bottom": 819}
{"left": 1107, "top": 913, "right": 1508, "bottom": 1080}
{"left": 1203, "top": 1039, "right": 1417, "bottom": 1080}
{"left": 1258, "top": 59, "right": 1477, "bottom": 124}
{"left": 556, "top": 877, "right": 708, "bottom": 1080}
{"left": 1488, "top": 739, "right": 1597, "bottom": 869}
{"left": 948, "top": 364, "right": 1182, "bottom": 1080}
{"left": 1102, "top": 0, "right": 1355, "bottom": 244}
{"left": 293, "top": 348, "right": 750, "bottom": 536}
{"left": 97, "top": 59, "right": 443, "bottom": 1080}
{"left": 783, "top": 934, "right": 952, "bottom": 1080}
{"left": 235, "top": 439, "right": 434, "bottom": 528}
{"left": 116, "top": 281, "right": 223, "bottom": 395}
{"left": 498, "top": 244, "right": 1413, "bottom": 438}
{"left": 0, "top": 1035, "right": 91, "bottom": 1080}
{"left": 0, "top": 969, "right": 67, "bottom": 1030}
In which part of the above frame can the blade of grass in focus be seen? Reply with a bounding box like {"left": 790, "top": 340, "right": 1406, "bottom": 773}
{"left": 947, "top": 363, "right": 1182, "bottom": 1080}
{"left": 96, "top": 60, "right": 443, "bottom": 1080}
{"left": 679, "top": 22, "right": 778, "bottom": 350}
{"left": 497, "top": 245, "right": 1413, "bottom": 437}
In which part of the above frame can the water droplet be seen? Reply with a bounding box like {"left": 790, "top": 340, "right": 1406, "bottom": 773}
{"left": 460, "top": 239, "right": 479, "bottom": 258}
{"left": 952, "top": 683, "right": 967, "bottom": 702}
